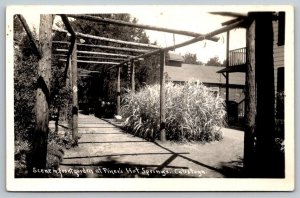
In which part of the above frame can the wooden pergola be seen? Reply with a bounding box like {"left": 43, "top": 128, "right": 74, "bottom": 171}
{"left": 48, "top": 14, "right": 243, "bottom": 143}
{"left": 17, "top": 12, "right": 278, "bottom": 177}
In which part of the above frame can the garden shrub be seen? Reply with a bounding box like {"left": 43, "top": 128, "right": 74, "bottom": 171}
{"left": 121, "top": 81, "right": 226, "bottom": 142}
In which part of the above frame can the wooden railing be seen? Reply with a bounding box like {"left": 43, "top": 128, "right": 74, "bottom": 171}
{"left": 237, "top": 99, "right": 245, "bottom": 120}
{"left": 229, "top": 47, "right": 246, "bottom": 66}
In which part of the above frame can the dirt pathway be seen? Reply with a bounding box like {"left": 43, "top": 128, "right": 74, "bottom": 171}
{"left": 57, "top": 113, "right": 244, "bottom": 178}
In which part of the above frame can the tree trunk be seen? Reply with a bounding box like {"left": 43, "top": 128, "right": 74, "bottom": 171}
{"left": 30, "top": 14, "right": 53, "bottom": 177}
{"left": 254, "top": 12, "right": 275, "bottom": 178}
{"left": 244, "top": 17, "right": 256, "bottom": 177}
{"left": 244, "top": 12, "right": 275, "bottom": 177}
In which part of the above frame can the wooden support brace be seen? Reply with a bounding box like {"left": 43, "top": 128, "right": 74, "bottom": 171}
{"left": 60, "top": 15, "right": 76, "bottom": 81}
{"left": 17, "top": 14, "right": 42, "bottom": 59}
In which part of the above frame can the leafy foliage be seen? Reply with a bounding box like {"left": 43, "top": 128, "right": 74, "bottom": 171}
{"left": 183, "top": 53, "right": 203, "bottom": 65}
{"left": 14, "top": 17, "right": 38, "bottom": 142}
{"left": 54, "top": 14, "right": 160, "bottom": 112}
{"left": 121, "top": 81, "right": 226, "bottom": 142}
{"left": 206, "top": 56, "right": 223, "bottom": 66}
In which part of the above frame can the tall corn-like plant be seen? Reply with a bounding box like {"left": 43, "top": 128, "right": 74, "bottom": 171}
{"left": 121, "top": 81, "right": 226, "bottom": 142}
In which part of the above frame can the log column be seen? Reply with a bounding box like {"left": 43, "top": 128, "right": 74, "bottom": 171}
{"left": 244, "top": 12, "right": 275, "bottom": 177}
{"left": 71, "top": 42, "right": 78, "bottom": 142}
{"left": 130, "top": 59, "right": 135, "bottom": 93}
{"left": 159, "top": 51, "right": 166, "bottom": 142}
{"left": 226, "top": 31, "right": 230, "bottom": 104}
{"left": 117, "top": 65, "right": 121, "bottom": 115}
{"left": 31, "top": 14, "right": 53, "bottom": 177}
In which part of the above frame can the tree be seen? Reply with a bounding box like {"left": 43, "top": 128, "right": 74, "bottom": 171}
{"left": 206, "top": 56, "right": 222, "bottom": 66}
{"left": 54, "top": 14, "right": 159, "bottom": 110}
{"left": 183, "top": 53, "right": 203, "bottom": 65}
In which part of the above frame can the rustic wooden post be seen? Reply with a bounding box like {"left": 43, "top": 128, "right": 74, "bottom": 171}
{"left": 244, "top": 12, "right": 275, "bottom": 177}
{"left": 254, "top": 12, "right": 275, "bottom": 177}
{"left": 31, "top": 14, "right": 53, "bottom": 176}
{"left": 243, "top": 16, "right": 257, "bottom": 176}
{"left": 67, "top": 52, "right": 73, "bottom": 128}
{"left": 72, "top": 42, "right": 78, "bottom": 142}
{"left": 159, "top": 51, "right": 166, "bottom": 142}
{"left": 225, "top": 31, "right": 230, "bottom": 104}
{"left": 117, "top": 65, "right": 121, "bottom": 115}
{"left": 130, "top": 59, "right": 135, "bottom": 93}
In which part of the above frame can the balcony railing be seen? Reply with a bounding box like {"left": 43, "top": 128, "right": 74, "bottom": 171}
{"left": 229, "top": 47, "right": 246, "bottom": 66}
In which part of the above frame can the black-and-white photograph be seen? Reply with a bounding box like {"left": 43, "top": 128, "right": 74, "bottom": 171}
{"left": 6, "top": 5, "right": 294, "bottom": 191}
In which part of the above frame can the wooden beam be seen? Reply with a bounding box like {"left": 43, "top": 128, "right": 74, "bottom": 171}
{"left": 159, "top": 51, "right": 166, "bottom": 142}
{"left": 53, "top": 27, "right": 161, "bottom": 49}
{"left": 53, "top": 54, "right": 126, "bottom": 61}
{"left": 210, "top": 12, "right": 247, "bottom": 18}
{"left": 78, "top": 43, "right": 150, "bottom": 53}
{"left": 66, "top": 14, "right": 219, "bottom": 42}
{"left": 77, "top": 51, "right": 132, "bottom": 58}
{"left": 222, "top": 17, "right": 245, "bottom": 26}
{"left": 17, "top": 14, "right": 42, "bottom": 59}
{"left": 55, "top": 48, "right": 133, "bottom": 58}
{"left": 59, "top": 59, "right": 119, "bottom": 65}
{"left": 79, "top": 74, "right": 91, "bottom": 77}
{"left": 53, "top": 41, "right": 150, "bottom": 53}
{"left": 75, "top": 31, "right": 160, "bottom": 49}
{"left": 78, "top": 68, "right": 100, "bottom": 73}
{"left": 77, "top": 56, "right": 126, "bottom": 61}
{"left": 52, "top": 54, "right": 67, "bottom": 57}
{"left": 71, "top": 42, "right": 78, "bottom": 144}
{"left": 117, "top": 66, "right": 121, "bottom": 115}
{"left": 31, "top": 14, "right": 53, "bottom": 177}
{"left": 52, "top": 41, "right": 70, "bottom": 45}
{"left": 109, "top": 19, "right": 245, "bottom": 70}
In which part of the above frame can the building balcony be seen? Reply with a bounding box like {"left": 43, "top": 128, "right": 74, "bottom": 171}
{"left": 229, "top": 47, "right": 246, "bottom": 66}
{"left": 217, "top": 47, "right": 247, "bottom": 73}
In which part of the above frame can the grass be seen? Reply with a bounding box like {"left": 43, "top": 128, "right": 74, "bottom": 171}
{"left": 121, "top": 81, "right": 226, "bottom": 142}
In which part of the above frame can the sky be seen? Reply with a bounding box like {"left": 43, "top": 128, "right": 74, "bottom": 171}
{"left": 23, "top": 9, "right": 246, "bottom": 63}
{"left": 131, "top": 10, "right": 246, "bottom": 63}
